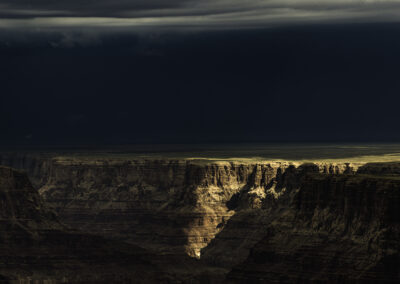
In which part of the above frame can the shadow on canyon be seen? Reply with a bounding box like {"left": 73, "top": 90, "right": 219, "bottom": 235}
{"left": 0, "top": 152, "right": 399, "bottom": 283}
{"left": 203, "top": 162, "right": 400, "bottom": 282}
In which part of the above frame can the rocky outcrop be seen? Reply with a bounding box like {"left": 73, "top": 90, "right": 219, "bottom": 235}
{"left": 0, "top": 152, "right": 361, "bottom": 258}
{"left": 0, "top": 153, "right": 53, "bottom": 189}
{"left": 0, "top": 165, "right": 62, "bottom": 246}
{"left": 0, "top": 152, "right": 399, "bottom": 282}
{"left": 0, "top": 165, "right": 202, "bottom": 283}
{"left": 226, "top": 172, "right": 400, "bottom": 282}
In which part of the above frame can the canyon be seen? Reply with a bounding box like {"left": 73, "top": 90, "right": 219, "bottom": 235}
{"left": 0, "top": 151, "right": 399, "bottom": 283}
{"left": 0, "top": 165, "right": 166, "bottom": 283}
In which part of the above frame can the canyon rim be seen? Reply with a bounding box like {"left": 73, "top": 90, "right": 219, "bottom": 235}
{"left": 0, "top": 145, "right": 399, "bottom": 282}
{"left": 2, "top": 0, "right": 400, "bottom": 282}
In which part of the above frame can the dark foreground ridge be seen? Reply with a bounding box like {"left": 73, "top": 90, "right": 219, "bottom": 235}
{"left": 0, "top": 166, "right": 218, "bottom": 283}
{"left": 0, "top": 152, "right": 399, "bottom": 283}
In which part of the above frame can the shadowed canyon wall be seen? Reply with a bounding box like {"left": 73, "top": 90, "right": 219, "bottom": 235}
{"left": 226, "top": 173, "right": 400, "bottom": 282}
{"left": 0, "top": 153, "right": 360, "bottom": 257}
{"left": 0, "top": 152, "right": 399, "bottom": 282}
{"left": 0, "top": 165, "right": 176, "bottom": 283}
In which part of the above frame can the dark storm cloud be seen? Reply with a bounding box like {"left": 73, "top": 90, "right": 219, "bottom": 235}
{"left": 2, "top": 2, "right": 400, "bottom": 146}
{"left": 1, "top": 1, "right": 400, "bottom": 30}
{"left": 2, "top": 22, "right": 400, "bottom": 145}
{"left": 0, "top": 0, "right": 188, "bottom": 18}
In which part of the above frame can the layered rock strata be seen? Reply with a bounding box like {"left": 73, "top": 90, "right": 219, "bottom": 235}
{"left": 0, "top": 153, "right": 361, "bottom": 258}
{"left": 0, "top": 152, "right": 399, "bottom": 282}
{"left": 0, "top": 165, "right": 193, "bottom": 283}
{"left": 225, "top": 172, "right": 400, "bottom": 282}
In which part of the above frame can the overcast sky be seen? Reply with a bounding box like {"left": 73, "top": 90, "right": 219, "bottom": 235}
{"left": 1, "top": 0, "right": 400, "bottom": 30}
{"left": 1, "top": 1, "right": 400, "bottom": 146}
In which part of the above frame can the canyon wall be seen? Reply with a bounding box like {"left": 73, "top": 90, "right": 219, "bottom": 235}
{"left": 226, "top": 173, "right": 400, "bottom": 283}
{"left": 0, "top": 152, "right": 399, "bottom": 282}
{"left": 0, "top": 153, "right": 360, "bottom": 258}
{"left": 0, "top": 165, "right": 176, "bottom": 283}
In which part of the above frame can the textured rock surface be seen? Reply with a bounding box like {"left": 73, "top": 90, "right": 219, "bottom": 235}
{"left": 0, "top": 152, "right": 399, "bottom": 283}
{"left": 0, "top": 165, "right": 63, "bottom": 246}
{"left": 0, "top": 165, "right": 211, "bottom": 283}
{"left": 0, "top": 153, "right": 361, "bottom": 258}
{"left": 226, "top": 172, "right": 400, "bottom": 282}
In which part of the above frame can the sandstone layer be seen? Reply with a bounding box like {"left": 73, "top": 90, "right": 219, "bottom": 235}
{"left": 0, "top": 153, "right": 360, "bottom": 257}
{"left": 224, "top": 172, "right": 400, "bottom": 282}
{"left": 0, "top": 165, "right": 210, "bottom": 283}
{"left": 0, "top": 152, "right": 399, "bottom": 282}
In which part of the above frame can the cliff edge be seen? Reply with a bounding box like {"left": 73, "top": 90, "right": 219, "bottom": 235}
{"left": 0, "top": 152, "right": 399, "bottom": 282}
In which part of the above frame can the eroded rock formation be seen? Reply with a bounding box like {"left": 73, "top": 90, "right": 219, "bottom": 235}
{"left": 0, "top": 152, "right": 399, "bottom": 282}
{"left": 226, "top": 172, "right": 400, "bottom": 283}
{"left": 0, "top": 153, "right": 361, "bottom": 258}
{"left": 0, "top": 165, "right": 202, "bottom": 283}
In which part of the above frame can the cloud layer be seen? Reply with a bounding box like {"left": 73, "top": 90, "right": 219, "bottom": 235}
{"left": 1, "top": 0, "right": 400, "bottom": 30}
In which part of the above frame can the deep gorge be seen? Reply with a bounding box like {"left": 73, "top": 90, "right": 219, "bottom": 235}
{"left": 0, "top": 152, "right": 399, "bottom": 283}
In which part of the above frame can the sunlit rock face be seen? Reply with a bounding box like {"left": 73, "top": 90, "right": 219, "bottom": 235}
{"left": 0, "top": 153, "right": 361, "bottom": 258}
{"left": 1, "top": 153, "right": 399, "bottom": 282}
{"left": 225, "top": 172, "right": 400, "bottom": 283}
